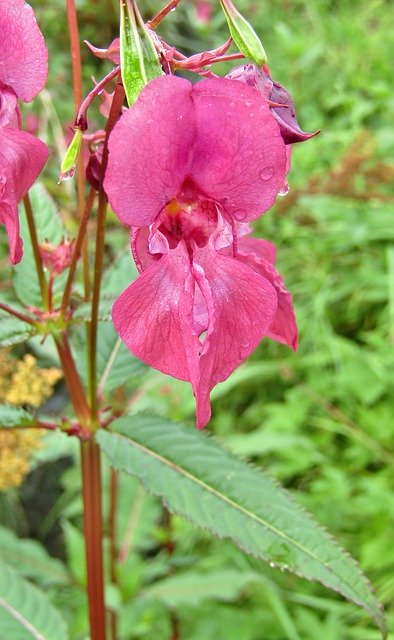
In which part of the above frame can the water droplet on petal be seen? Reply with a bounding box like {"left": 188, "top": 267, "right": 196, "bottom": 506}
{"left": 278, "top": 180, "right": 290, "bottom": 196}
{"left": 260, "top": 166, "right": 274, "bottom": 181}
{"left": 58, "top": 167, "right": 75, "bottom": 183}
{"left": 233, "top": 209, "right": 247, "bottom": 221}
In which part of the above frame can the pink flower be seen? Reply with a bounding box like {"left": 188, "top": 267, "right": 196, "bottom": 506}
{"left": 39, "top": 238, "right": 74, "bottom": 276}
{"left": 0, "top": 0, "right": 49, "bottom": 264}
{"left": 105, "top": 75, "right": 295, "bottom": 428}
{"left": 196, "top": 0, "right": 213, "bottom": 24}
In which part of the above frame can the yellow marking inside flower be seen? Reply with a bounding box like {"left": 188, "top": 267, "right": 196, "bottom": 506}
{"left": 164, "top": 198, "right": 197, "bottom": 216}
{"left": 165, "top": 198, "right": 182, "bottom": 216}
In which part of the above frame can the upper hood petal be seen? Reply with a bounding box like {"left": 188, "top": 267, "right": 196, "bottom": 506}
{"left": 105, "top": 75, "right": 196, "bottom": 227}
{"left": 190, "top": 77, "right": 287, "bottom": 222}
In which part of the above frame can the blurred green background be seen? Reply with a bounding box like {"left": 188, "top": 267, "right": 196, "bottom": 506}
{"left": 1, "top": 0, "right": 393, "bottom": 638}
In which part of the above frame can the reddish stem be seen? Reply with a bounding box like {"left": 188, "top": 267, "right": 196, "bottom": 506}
{"left": 60, "top": 186, "right": 96, "bottom": 316}
{"left": 109, "top": 468, "right": 119, "bottom": 640}
{"left": 81, "top": 439, "right": 107, "bottom": 640}
{"left": 55, "top": 333, "right": 90, "bottom": 426}
{"left": 0, "top": 302, "right": 35, "bottom": 325}
{"left": 148, "top": 0, "right": 182, "bottom": 29}
{"left": 89, "top": 80, "right": 125, "bottom": 424}
{"left": 23, "top": 194, "right": 49, "bottom": 308}
{"left": 75, "top": 66, "right": 121, "bottom": 131}
{"left": 66, "top": 0, "right": 90, "bottom": 299}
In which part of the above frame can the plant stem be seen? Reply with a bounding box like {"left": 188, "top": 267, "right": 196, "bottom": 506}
{"left": 148, "top": 0, "right": 182, "bottom": 29}
{"left": 60, "top": 186, "right": 96, "bottom": 316}
{"left": 109, "top": 468, "right": 119, "bottom": 640}
{"left": 0, "top": 302, "right": 35, "bottom": 325}
{"left": 55, "top": 333, "right": 90, "bottom": 426}
{"left": 81, "top": 439, "right": 107, "bottom": 640}
{"left": 89, "top": 80, "right": 125, "bottom": 424}
{"left": 75, "top": 66, "right": 121, "bottom": 131}
{"left": 66, "top": 0, "right": 90, "bottom": 299}
{"left": 23, "top": 194, "right": 48, "bottom": 308}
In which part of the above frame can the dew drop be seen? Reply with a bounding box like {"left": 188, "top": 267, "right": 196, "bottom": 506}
{"left": 260, "top": 166, "right": 274, "bottom": 181}
{"left": 147, "top": 118, "right": 153, "bottom": 125}
{"left": 269, "top": 562, "right": 276, "bottom": 568}
{"left": 278, "top": 180, "right": 290, "bottom": 196}
{"left": 233, "top": 209, "right": 247, "bottom": 221}
{"left": 58, "top": 167, "right": 75, "bottom": 183}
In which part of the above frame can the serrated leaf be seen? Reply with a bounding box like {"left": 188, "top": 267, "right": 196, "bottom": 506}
{"left": 0, "top": 405, "right": 36, "bottom": 428}
{"left": 14, "top": 184, "right": 66, "bottom": 308}
{"left": 0, "top": 314, "right": 36, "bottom": 348}
{"left": 120, "top": 0, "right": 162, "bottom": 106}
{"left": 140, "top": 569, "right": 260, "bottom": 607}
{"left": 0, "top": 560, "right": 68, "bottom": 640}
{"left": 97, "top": 415, "right": 387, "bottom": 638}
{"left": 0, "top": 527, "right": 70, "bottom": 586}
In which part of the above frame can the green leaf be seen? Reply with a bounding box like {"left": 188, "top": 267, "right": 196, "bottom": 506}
{"left": 219, "top": 0, "right": 267, "bottom": 65}
{"left": 0, "top": 313, "right": 36, "bottom": 348}
{"left": 0, "top": 560, "right": 69, "bottom": 640}
{"left": 0, "top": 527, "right": 70, "bottom": 586}
{"left": 97, "top": 415, "right": 387, "bottom": 638}
{"left": 62, "top": 521, "right": 86, "bottom": 585}
{"left": 140, "top": 569, "right": 260, "bottom": 607}
{"left": 120, "top": 0, "right": 162, "bottom": 106}
{"left": 14, "top": 183, "right": 66, "bottom": 308}
{"left": 0, "top": 405, "right": 36, "bottom": 429}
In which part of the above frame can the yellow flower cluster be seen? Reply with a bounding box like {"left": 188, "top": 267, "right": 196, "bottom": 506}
{"left": 0, "top": 351, "right": 62, "bottom": 491}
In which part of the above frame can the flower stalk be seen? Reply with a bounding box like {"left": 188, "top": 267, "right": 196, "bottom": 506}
{"left": 89, "top": 79, "right": 125, "bottom": 424}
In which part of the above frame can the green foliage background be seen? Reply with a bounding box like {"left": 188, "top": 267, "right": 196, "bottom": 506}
{"left": 0, "top": 0, "right": 393, "bottom": 638}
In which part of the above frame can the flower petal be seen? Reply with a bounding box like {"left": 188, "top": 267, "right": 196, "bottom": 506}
{"left": 0, "top": 126, "right": 48, "bottom": 263}
{"left": 112, "top": 240, "right": 201, "bottom": 385}
{"left": 193, "top": 246, "right": 278, "bottom": 428}
{"left": 105, "top": 76, "right": 196, "bottom": 227}
{"left": 190, "top": 77, "right": 287, "bottom": 222}
{"left": 238, "top": 238, "right": 298, "bottom": 350}
{"left": 0, "top": 0, "right": 48, "bottom": 102}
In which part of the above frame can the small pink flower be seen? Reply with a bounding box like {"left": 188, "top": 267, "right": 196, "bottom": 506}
{"left": 39, "top": 238, "right": 74, "bottom": 276}
{"left": 0, "top": 1, "right": 49, "bottom": 264}
{"left": 105, "top": 75, "right": 295, "bottom": 428}
{"left": 196, "top": 0, "right": 213, "bottom": 24}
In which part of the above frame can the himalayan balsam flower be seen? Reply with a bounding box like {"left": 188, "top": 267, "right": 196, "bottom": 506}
{"left": 105, "top": 75, "right": 297, "bottom": 428}
{"left": 0, "top": 0, "right": 48, "bottom": 264}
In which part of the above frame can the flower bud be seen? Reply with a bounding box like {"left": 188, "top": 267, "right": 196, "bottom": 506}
{"left": 120, "top": 0, "right": 162, "bottom": 106}
{"left": 219, "top": 0, "right": 267, "bottom": 65}
{"left": 59, "top": 129, "right": 83, "bottom": 182}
